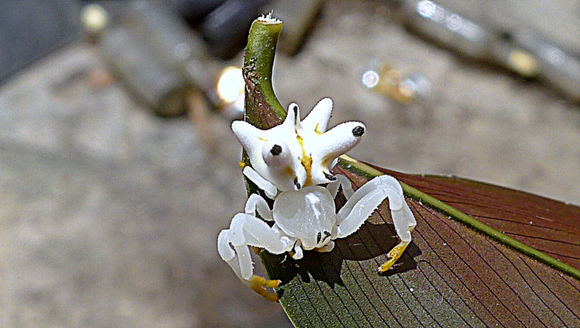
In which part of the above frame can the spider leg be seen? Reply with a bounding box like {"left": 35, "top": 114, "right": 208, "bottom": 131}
{"left": 245, "top": 194, "right": 273, "bottom": 221}
{"left": 315, "top": 241, "right": 335, "bottom": 253}
{"left": 334, "top": 175, "right": 416, "bottom": 272}
{"left": 326, "top": 174, "right": 354, "bottom": 199}
{"left": 290, "top": 241, "right": 304, "bottom": 260}
{"left": 242, "top": 166, "right": 278, "bottom": 199}
{"left": 378, "top": 200, "right": 415, "bottom": 273}
{"left": 217, "top": 213, "right": 294, "bottom": 302}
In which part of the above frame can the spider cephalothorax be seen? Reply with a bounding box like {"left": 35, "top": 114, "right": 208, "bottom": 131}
{"left": 231, "top": 98, "right": 365, "bottom": 196}
{"left": 218, "top": 98, "right": 416, "bottom": 301}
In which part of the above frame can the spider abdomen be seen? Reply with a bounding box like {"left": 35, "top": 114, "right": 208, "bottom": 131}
{"left": 273, "top": 186, "right": 336, "bottom": 249}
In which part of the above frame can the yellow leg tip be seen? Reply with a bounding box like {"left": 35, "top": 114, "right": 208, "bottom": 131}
{"left": 263, "top": 279, "right": 281, "bottom": 288}
{"left": 248, "top": 275, "right": 281, "bottom": 302}
{"left": 379, "top": 258, "right": 397, "bottom": 273}
{"left": 378, "top": 241, "right": 410, "bottom": 273}
{"left": 387, "top": 243, "right": 405, "bottom": 258}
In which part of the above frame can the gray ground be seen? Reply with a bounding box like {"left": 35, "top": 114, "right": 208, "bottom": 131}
{"left": 0, "top": 1, "right": 578, "bottom": 327}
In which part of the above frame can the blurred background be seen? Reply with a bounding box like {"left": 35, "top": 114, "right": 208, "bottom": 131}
{"left": 0, "top": 0, "right": 578, "bottom": 327}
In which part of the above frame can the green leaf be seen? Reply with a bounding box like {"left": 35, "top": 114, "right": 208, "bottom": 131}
{"left": 241, "top": 16, "right": 580, "bottom": 328}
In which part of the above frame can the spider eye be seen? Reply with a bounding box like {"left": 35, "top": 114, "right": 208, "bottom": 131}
{"left": 262, "top": 140, "right": 290, "bottom": 167}
{"left": 270, "top": 144, "right": 282, "bottom": 156}
{"left": 352, "top": 125, "right": 365, "bottom": 137}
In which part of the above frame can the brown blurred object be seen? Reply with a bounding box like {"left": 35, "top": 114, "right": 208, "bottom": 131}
{"left": 83, "top": 2, "right": 215, "bottom": 117}
{"left": 88, "top": 69, "right": 114, "bottom": 88}
{"left": 187, "top": 89, "right": 214, "bottom": 149}
{"left": 267, "top": 0, "right": 325, "bottom": 55}
{"left": 362, "top": 63, "right": 431, "bottom": 104}
{"left": 396, "top": 0, "right": 580, "bottom": 101}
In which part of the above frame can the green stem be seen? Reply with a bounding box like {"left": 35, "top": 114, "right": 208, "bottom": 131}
{"left": 243, "top": 16, "right": 286, "bottom": 129}
{"left": 241, "top": 16, "right": 579, "bottom": 281}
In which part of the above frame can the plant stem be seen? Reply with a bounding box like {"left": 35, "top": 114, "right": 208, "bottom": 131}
{"left": 243, "top": 15, "right": 286, "bottom": 129}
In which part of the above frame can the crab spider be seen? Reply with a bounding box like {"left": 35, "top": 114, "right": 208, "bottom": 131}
{"left": 218, "top": 98, "right": 416, "bottom": 301}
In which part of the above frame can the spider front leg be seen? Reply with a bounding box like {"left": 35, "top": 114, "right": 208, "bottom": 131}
{"left": 242, "top": 166, "right": 278, "bottom": 199}
{"left": 245, "top": 193, "right": 274, "bottom": 221}
{"left": 327, "top": 174, "right": 354, "bottom": 199}
{"left": 334, "top": 175, "right": 416, "bottom": 272}
{"left": 217, "top": 211, "right": 294, "bottom": 302}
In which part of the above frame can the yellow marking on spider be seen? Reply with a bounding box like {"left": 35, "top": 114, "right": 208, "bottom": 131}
{"left": 258, "top": 137, "right": 267, "bottom": 142}
{"left": 247, "top": 275, "right": 281, "bottom": 302}
{"left": 238, "top": 161, "right": 246, "bottom": 169}
{"left": 321, "top": 157, "right": 330, "bottom": 169}
{"left": 296, "top": 134, "right": 313, "bottom": 186}
{"left": 314, "top": 123, "right": 323, "bottom": 135}
{"left": 283, "top": 165, "right": 294, "bottom": 176}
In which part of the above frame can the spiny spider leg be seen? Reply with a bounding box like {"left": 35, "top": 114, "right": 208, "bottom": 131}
{"left": 217, "top": 229, "right": 279, "bottom": 302}
{"left": 308, "top": 174, "right": 351, "bottom": 254}
{"left": 217, "top": 212, "right": 294, "bottom": 301}
{"left": 334, "top": 175, "right": 416, "bottom": 272}
{"left": 327, "top": 174, "right": 354, "bottom": 199}
{"left": 379, "top": 200, "right": 415, "bottom": 273}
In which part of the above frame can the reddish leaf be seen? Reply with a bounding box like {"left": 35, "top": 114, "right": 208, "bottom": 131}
{"left": 372, "top": 164, "right": 580, "bottom": 269}
{"left": 261, "top": 162, "right": 580, "bottom": 328}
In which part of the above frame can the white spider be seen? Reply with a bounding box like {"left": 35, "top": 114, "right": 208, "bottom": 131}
{"left": 217, "top": 98, "right": 416, "bottom": 301}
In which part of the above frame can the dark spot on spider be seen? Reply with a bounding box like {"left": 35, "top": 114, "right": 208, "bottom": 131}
{"left": 270, "top": 144, "right": 282, "bottom": 155}
{"left": 316, "top": 232, "right": 322, "bottom": 243}
{"left": 323, "top": 230, "right": 331, "bottom": 240}
{"left": 292, "top": 104, "right": 298, "bottom": 116}
{"left": 324, "top": 172, "right": 336, "bottom": 181}
{"left": 352, "top": 126, "right": 365, "bottom": 137}
{"left": 294, "top": 177, "right": 301, "bottom": 189}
